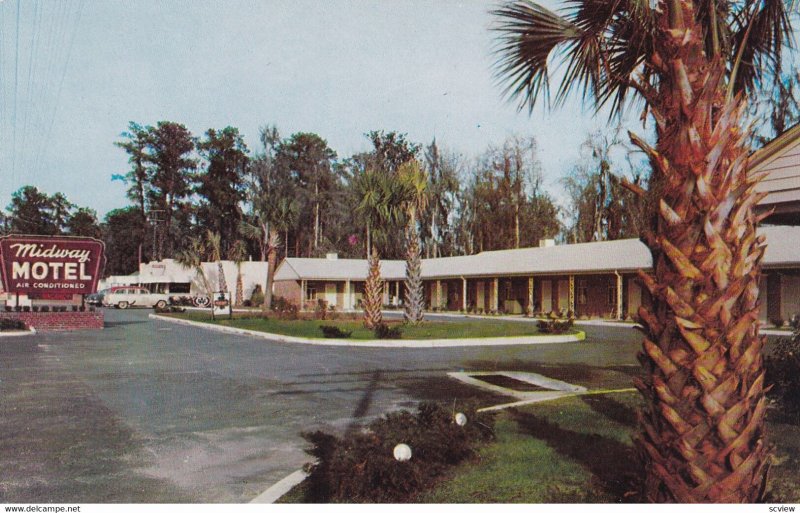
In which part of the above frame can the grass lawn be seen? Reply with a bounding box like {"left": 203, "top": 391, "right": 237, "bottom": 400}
{"left": 164, "top": 311, "right": 578, "bottom": 340}
{"left": 416, "top": 393, "right": 800, "bottom": 503}
{"left": 280, "top": 391, "right": 800, "bottom": 503}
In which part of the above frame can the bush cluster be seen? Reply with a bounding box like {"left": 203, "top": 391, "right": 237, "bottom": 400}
{"left": 301, "top": 402, "right": 495, "bottom": 503}
{"left": 250, "top": 285, "right": 264, "bottom": 307}
{"left": 536, "top": 317, "right": 574, "bottom": 334}
{"left": 0, "top": 318, "right": 27, "bottom": 331}
{"left": 766, "top": 315, "right": 800, "bottom": 421}
{"left": 319, "top": 325, "right": 352, "bottom": 338}
{"left": 373, "top": 322, "right": 403, "bottom": 339}
{"left": 155, "top": 305, "right": 186, "bottom": 314}
{"left": 271, "top": 296, "right": 299, "bottom": 320}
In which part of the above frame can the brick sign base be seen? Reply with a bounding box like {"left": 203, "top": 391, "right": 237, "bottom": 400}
{"left": 0, "top": 311, "right": 104, "bottom": 331}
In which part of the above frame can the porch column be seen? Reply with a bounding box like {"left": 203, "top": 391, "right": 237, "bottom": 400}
{"left": 527, "top": 276, "right": 534, "bottom": 316}
{"left": 492, "top": 277, "right": 499, "bottom": 312}
{"left": 568, "top": 275, "right": 575, "bottom": 315}
{"left": 345, "top": 279, "right": 351, "bottom": 310}
{"left": 300, "top": 280, "right": 306, "bottom": 311}
{"left": 462, "top": 277, "right": 467, "bottom": 311}
{"left": 436, "top": 280, "right": 442, "bottom": 309}
{"left": 616, "top": 272, "right": 623, "bottom": 320}
{"left": 384, "top": 281, "right": 389, "bottom": 305}
{"left": 395, "top": 280, "right": 400, "bottom": 305}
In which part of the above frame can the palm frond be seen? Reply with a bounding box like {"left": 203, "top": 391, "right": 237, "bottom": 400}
{"left": 728, "top": 0, "right": 793, "bottom": 98}
{"left": 492, "top": 0, "right": 655, "bottom": 116}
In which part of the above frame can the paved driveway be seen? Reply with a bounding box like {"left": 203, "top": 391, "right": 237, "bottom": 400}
{"left": 1, "top": 309, "right": 643, "bottom": 503}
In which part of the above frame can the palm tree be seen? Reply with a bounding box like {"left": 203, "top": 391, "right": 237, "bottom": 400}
{"left": 493, "top": 0, "right": 792, "bottom": 503}
{"left": 354, "top": 168, "right": 404, "bottom": 327}
{"left": 263, "top": 228, "right": 281, "bottom": 312}
{"left": 204, "top": 230, "right": 228, "bottom": 293}
{"left": 398, "top": 160, "right": 429, "bottom": 324}
{"left": 176, "top": 236, "right": 212, "bottom": 299}
{"left": 228, "top": 239, "right": 248, "bottom": 307}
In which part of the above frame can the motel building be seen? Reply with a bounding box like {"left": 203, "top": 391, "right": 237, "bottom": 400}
{"left": 272, "top": 125, "right": 800, "bottom": 324}
{"left": 97, "top": 125, "right": 800, "bottom": 324}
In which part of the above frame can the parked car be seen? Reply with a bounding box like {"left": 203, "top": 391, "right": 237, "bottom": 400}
{"left": 86, "top": 288, "right": 114, "bottom": 306}
{"left": 102, "top": 286, "right": 170, "bottom": 309}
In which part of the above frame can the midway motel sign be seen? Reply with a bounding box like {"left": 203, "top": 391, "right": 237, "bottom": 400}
{"left": 0, "top": 235, "right": 106, "bottom": 300}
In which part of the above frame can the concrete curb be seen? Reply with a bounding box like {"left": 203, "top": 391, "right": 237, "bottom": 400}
{"left": 422, "top": 312, "right": 794, "bottom": 336}
{"left": 0, "top": 326, "right": 37, "bottom": 338}
{"left": 250, "top": 469, "right": 308, "bottom": 504}
{"left": 149, "top": 314, "right": 585, "bottom": 347}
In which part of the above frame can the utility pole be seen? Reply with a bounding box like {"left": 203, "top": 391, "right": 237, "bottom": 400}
{"left": 148, "top": 209, "right": 164, "bottom": 261}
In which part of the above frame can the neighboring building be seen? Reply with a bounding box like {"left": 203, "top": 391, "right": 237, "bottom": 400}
{"left": 273, "top": 226, "right": 800, "bottom": 322}
{"left": 101, "top": 258, "right": 268, "bottom": 302}
{"left": 751, "top": 123, "right": 800, "bottom": 225}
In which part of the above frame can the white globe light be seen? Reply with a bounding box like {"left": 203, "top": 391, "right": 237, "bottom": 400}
{"left": 455, "top": 412, "right": 468, "bottom": 426}
{"left": 393, "top": 443, "right": 412, "bottom": 461}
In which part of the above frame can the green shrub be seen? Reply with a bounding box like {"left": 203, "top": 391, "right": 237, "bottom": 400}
{"left": 301, "top": 402, "right": 495, "bottom": 503}
{"left": 315, "top": 299, "right": 329, "bottom": 320}
{"left": 766, "top": 316, "right": 800, "bottom": 422}
{"left": 250, "top": 285, "right": 264, "bottom": 307}
{"left": 319, "top": 325, "right": 352, "bottom": 338}
{"left": 0, "top": 319, "right": 26, "bottom": 331}
{"left": 537, "top": 318, "right": 574, "bottom": 334}
{"left": 771, "top": 317, "right": 785, "bottom": 328}
{"left": 271, "top": 296, "right": 298, "bottom": 320}
{"left": 373, "top": 322, "right": 402, "bottom": 339}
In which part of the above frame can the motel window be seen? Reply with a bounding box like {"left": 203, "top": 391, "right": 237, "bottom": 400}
{"left": 306, "top": 286, "right": 317, "bottom": 301}
{"left": 577, "top": 281, "right": 588, "bottom": 305}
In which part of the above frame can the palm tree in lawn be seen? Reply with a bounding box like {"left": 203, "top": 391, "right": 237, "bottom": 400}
{"left": 228, "top": 239, "right": 248, "bottom": 307}
{"left": 176, "top": 236, "right": 212, "bottom": 300}
{"left": 493, "top": 0, "right": 792, "bottom": 503}
{"left": 205, "top": 230, "right": 228, "bottom": 293}
{"left": 354, "top": 168, "right": 402, "bottom": 328}
{"left": 398, "top": 160, "right": 429, "bottom": 324}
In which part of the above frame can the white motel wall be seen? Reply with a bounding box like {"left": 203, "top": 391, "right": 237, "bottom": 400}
{"left": 98, "top": 226, "right": 800, "bottom": 323}
{"left": 100, "top": 258, "right": 269, "bottom": 300}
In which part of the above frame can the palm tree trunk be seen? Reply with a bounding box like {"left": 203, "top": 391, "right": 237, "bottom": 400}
{"left": 216, "top": 260, "right": 228, "bottom": 293}
{"left": 363, "top": 248, "right": 383, "bottom": 329}
{"left": 632, "top": 4, "right": 769, "bottom": 502}
{"left": 235, "top": 265, "right": 243, "bottom": 307}
{"left": 404, "top": 219, "right": 425, "bottom": 324}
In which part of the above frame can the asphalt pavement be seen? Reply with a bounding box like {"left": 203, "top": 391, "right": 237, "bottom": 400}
{"left": 0, "top": 308, "right": 644, "bottom": 503}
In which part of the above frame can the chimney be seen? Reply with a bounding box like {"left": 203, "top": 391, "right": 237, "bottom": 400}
{"left": 326, "top": 253, "right": 338, "bottom": 260}
{"left": 539, "top": 239, "right": 555, "bottom": 248}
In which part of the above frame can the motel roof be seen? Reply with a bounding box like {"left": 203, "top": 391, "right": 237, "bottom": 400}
{"left": 274, "top": 225, "right": 800, "bottom": 282}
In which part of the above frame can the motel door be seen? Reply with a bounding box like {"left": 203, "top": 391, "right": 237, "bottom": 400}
{"left": 325, "top": 283, "right": 337, "bottom": 308}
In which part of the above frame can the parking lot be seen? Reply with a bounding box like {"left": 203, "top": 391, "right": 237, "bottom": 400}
{"left": 0, "top": 308, "right": 645, "bottom": 502}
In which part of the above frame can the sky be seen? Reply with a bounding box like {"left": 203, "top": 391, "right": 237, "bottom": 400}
{"left": 0, "top": 0, "right": 643, "bottom": 218}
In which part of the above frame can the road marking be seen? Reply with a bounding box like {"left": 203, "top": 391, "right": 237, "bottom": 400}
{"left": 250, "top": 469, "right": 308, "bottom": 504}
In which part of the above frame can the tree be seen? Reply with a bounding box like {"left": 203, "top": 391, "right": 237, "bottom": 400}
{"left": 6, "top": 186, "right": 59, "bottom": 235}
{"left": 204, "top": 230, "right": 228, "bottom": 293}
{"left": 273, "top": 133, "right": 337, "bottom": 256}
{"left": 562, "top": 129, "right": 648, "bottom": 242}
{"left": 114, "top": 122, "right": 152, "bottom": 223}
{"left": 102, "top": 207, "right": 147, "bottom": 276}
{"left": 459, "top": 137, "right": 558, "bottom": 252}
{"left": 494, "top": 0, "right": 792, "bottom": 502}
{"left": 145, "top": 121, "right": 197, "bottom": 259}
{"left": 196, "top": 127, "right": 250, "bottom": 254}
{"left": 363, "top": 248, "right": 383, "bottom": 329}
{"left": 66, "top": 207, "right": 102, "bottom": 238}
{"left": 420, "top": 140, "right": 461, "bottom": 258}
{"left": 398, "top": 160, "right": 428, "bottom": 324}
{"left": 176, "top": 237, "right": 212, "bottom": 298}
{"left": 228, "top": 239, "right": 248, "bottom": 307}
